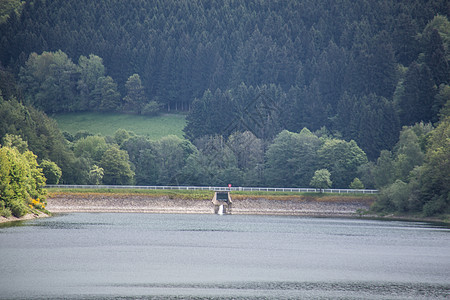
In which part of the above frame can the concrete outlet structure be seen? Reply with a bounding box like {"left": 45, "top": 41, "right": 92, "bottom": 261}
{"left": 212, "top": 191, "right": 232, "bottom": 214}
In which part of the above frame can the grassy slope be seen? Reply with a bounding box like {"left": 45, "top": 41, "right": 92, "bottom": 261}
{"left": 52, "top": 112, "right": 186, "bottom": 140}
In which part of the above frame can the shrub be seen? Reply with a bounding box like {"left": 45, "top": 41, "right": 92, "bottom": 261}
{"left": 0, "top": 145, "right": 47, "bottom": 218}
{"left": 310, "top": 169, "right": 332, "bottom": 190}
{"left": 349, "top": 178, "right": 365, "bottom": 189}
{"left": 10, "top": 199, "right": 27, "bottom": 217}
{"left": 0, "top": 201, "right": 12, "bottom": 218}
{"left": 386, "top": 180, "right": 411, "bottom": 212}
{"left": 142, "top": 101, "right": 162, "bottom": 116}
{"left": 423, "top": 196, "right": 447, "bottom": 217}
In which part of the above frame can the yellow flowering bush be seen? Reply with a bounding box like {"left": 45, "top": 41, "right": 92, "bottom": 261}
{"left": 29, "top": 198, "right": 46, "bottom": 210}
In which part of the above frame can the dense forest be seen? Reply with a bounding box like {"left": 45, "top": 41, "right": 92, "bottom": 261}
{"left": 0, "top": 0, "right": 449, "bottom": 217}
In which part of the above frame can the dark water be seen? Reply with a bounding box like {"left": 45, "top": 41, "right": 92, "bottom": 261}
{"left": 0, "top": 213, "right": 449, "bottom": 299}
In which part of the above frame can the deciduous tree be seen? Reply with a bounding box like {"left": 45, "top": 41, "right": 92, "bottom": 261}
{"left": 99, "top": 146, "right": 134, "bottom": 185}
{"left": 317, "top": 139, "right": 368, "bottom": 188}
{"left": 40, "top": 159, "right": 62, "bottom": 184}
{"left": 123, "top": 73, "right": 147, "bottom": 114}
{"left": 310, "top": 169, "right": 332, "bottom": 191}
{"left": 0, "top": 145, "right": 46, "bottom": 217}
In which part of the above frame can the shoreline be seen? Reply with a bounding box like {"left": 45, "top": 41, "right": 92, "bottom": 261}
{"left": 0, "top": 211, "right": 50, "bottom": 224}
{"left": 2, "top": 193, "right": 447, "bottom": 224}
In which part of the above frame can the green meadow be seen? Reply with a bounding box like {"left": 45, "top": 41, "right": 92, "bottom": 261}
{"left": 52, "top": 112, "right": 187, "bottom": 140}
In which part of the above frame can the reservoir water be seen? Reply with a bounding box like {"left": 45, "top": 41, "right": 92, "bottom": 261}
{"left": 0, "top": 213, "right": 449, "bottom": 299}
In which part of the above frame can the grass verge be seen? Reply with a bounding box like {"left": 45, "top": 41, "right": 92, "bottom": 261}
{"left": 46, "top": 188, "right": 377, "bottom": 202}
{"left": 47, "top": 188, "right": 215, "bottom": 200}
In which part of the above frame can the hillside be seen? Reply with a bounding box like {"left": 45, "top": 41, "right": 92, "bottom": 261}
{"left": 53, "top": 112, "right": 186, "bottom": 140}
{"left": 1, "top": 0, "right": 448, "bottom": 160}
{"left": 0, "top": 0, "right": 449, "bottom": 217}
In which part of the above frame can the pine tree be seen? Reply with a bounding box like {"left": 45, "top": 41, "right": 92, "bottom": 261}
{"left": 398, "top": 62, "right": 437, "bottom": 125}
{"left": 424, "top": 29, "right": 449, "bottom": 86}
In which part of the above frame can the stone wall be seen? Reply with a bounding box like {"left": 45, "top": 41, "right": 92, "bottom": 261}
{"left": 47, "top": 193, "right": 374, "bottom": 216}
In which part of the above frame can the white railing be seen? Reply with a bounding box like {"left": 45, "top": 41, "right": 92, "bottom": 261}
{"left": 46, "top": 184, "right": 378, "bottom": 194}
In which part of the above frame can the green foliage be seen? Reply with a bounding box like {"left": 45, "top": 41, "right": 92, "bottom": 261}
{"left": 0, "top": 200, "right": 12, "bottom": 217}
{"left": 9, "top": 199, "right": 27, "bottom": 218}
{"left": 123, "top": 74, "right": 147, "bottom": 114}
{"left": 379, "top": 180, "right": 411, "bottom": 212}
{"left": 73, "top": 131, "right": 93, "bottom": 141}
{"left": 371, "top": 123, "right": 432, "bottom": 189}
{"left": 78, "top": 54, "right": 105, "bottom": 91}
{"left": 420, "top": 15, "right": 450, "bottom": 61}
{"left": 356, "top": 162, "right": 376, "bottom": 189}
{"left": 0, "top": 97, "right": 77, "bottom": 184}
{"left": 264, "top": 130, "right": 301, "bottom": 187}
{"left": 19, "top": 50, "right": 79, "bottom": 113}
{"left": 18, "top": 50, "right": 122, "bottom": 114}
{"left": 40, "top": 160, "right": 62, "bottom": 184}
{"left": 423, "top": 196, "right": 447, "bottom": 217}
{"left": 393, "top": 127, "right": 425, "bottom": 180}
{"left": 134, "top": 148, "right": 158, "bottom": 185}
{"left": 155, "top": 135, "right": 195, "bottom": 185}
{"left": 397, "top": 62, "right": 437, "bottom": 126}
{"left": 336, "top": 93, "right": 400, "bottom": 160}
{"left": 2, "top": 134, "right": 28, "bottom": 153}
{"left": 1, "top": 0, "right": 449, "bottom": 165}
{"left": 185, "top": 84, "right": 286, "bottom": 142}
{"left": 372, "top": 116, "right": 450, "bottom": 216}
{"left": 419, "top": 116, "right": 450, "bottom": 215}
{"left": 73, "top": 135, "right": 108, "bottom": 163}
{"left": 265, "top": 129, "right": 322, "bottom": 187}
{"left": 99, "top": 146, "right": 134, "bottom": 185}
{"left": 349, "top": 178, "right": 364, "bottom": 190}
{"left": 142, "top": 101, "right": 162, "bottom": 116}
{"left": 434, "top": 85, "right": 450, "bottom": 120}
{"left": 0, "top": 0, "right": 22, "bottom": 23}
{"left": 263, "top": 129, "right": 369, "bottom": 188}
{"left": 88, "top": 165, "right": 104, "bottom": 185}
{"left": 317, "top": 139, "right": 368, "bottom": 188}
{"left": 183, "top": 135, "right": 241, "bottom": 186}
{"left": 0, "top": 66, "right": 19, "bottom": 100}
{"left": 114, "top": 129, "right": 135, "bottom": 146}
{"left": 1, "top": 0, "right": 450, "bottom": 214}
{"left": 310, "top": 169, "right": 332, "bottom": 190}
{"left": 372, "top": 151, "right": 395, "bottom": 188}
{"left": 97, "top": 76, "right": 121, "bottom": 112}
{"left": 227, "top": 131, "right": 264, "bottom": 186}
{"left": 78, "top": 54, "right": 107, "bottom": 110}
{"left": 0, "top": 145, "right": 47, "bottom": 217}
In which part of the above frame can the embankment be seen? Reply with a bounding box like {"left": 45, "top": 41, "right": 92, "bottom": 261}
{"left": 46, "top": 192, "right": 375, "bottom": 217}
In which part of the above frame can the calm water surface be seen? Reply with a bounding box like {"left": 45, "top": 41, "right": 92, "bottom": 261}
{"left": 0, "top": 213, "right": 449, "bottom": 299}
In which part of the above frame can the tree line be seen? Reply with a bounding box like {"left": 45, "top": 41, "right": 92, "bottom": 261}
{"left": 16, "top": 51, "right": 159, "bottom": 115}
{"left": 0, "top": 0, "right": 449, "bottom": 216}
{"left": 1, "top": 0, "right": 448, "bottom": 160}
{"left": 0, "top": 90, "right": 368, "bottom": 189}
{"left": 2, "top": 88, "right": 448, "bottom": 217}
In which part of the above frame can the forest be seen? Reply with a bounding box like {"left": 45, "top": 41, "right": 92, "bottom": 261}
{"left": 0, "top": 0, "right": 449, "bottom": 217}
